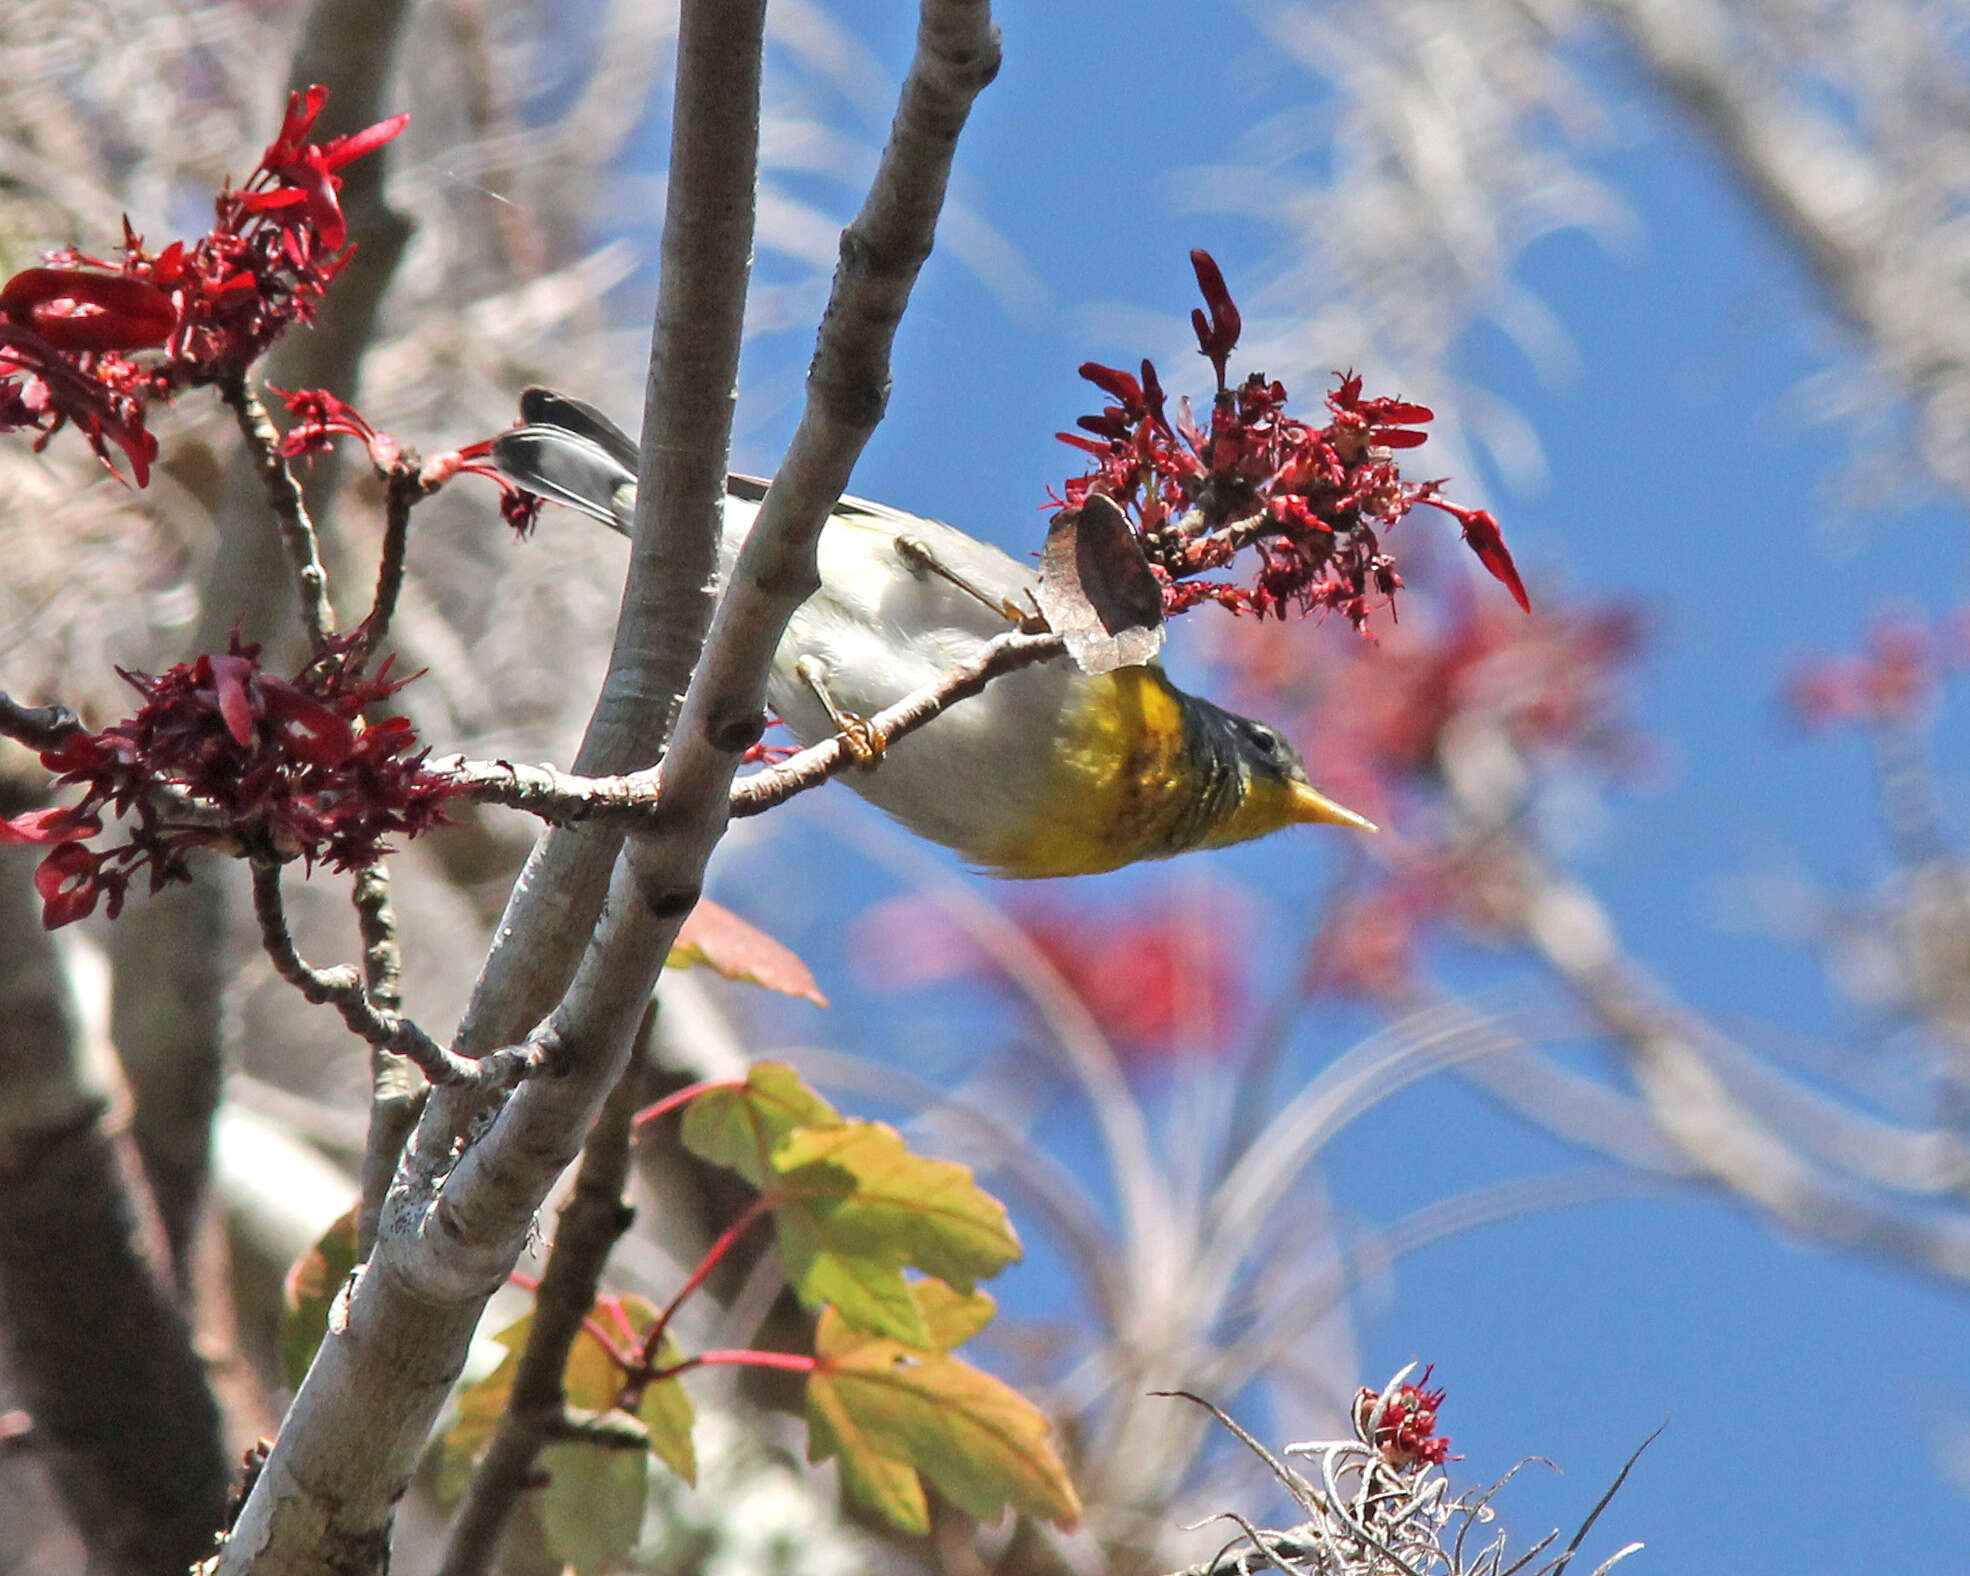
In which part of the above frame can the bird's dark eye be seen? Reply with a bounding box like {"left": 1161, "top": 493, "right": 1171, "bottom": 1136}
{"left": 1244, "top": 722, "right": 1282, "bottom": 757}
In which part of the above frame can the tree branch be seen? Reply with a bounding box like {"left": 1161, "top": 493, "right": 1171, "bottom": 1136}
{"left": 250, "top": 862, "right": 542, "bottom": 1093}
{"left": 220, "top": 371, "right": 336, "bottom": 654}
{"left": 435, "top": 1028, "right": 646, "bottom": 1576}
{"left": 350, "top": 864, "right": 422, "bottom": 1259}
{"left": 0, "top": 693, "right": 80, "bottom": 753}
{"left": 0, "top": 849, "right": 228, "bottom": 1572}
{"left": 217, "top": 7, "right": 996, "bottom": 1568}
{"left": 215, "top": 0, "right": 771, "bottom": 1563}
{"left": 449, "top": 0, "right": 770, "bottom": 1059}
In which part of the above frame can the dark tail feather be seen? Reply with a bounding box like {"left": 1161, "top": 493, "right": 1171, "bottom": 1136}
{"left": 492, "top": 393, "right": 637, "bottom": 534}
{"left": 517, "top": 387, "right": 639, "bottom": 470}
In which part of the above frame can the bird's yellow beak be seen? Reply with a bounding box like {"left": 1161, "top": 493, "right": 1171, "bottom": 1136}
{"left": 1287, "top": 780, "right": 1379, "bottom": 834}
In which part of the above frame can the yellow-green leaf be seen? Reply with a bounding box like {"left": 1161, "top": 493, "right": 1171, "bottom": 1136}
{"left": 437, "top": 1293, "right": 696, "bottom": 1499}
{"left": 769, "top": 1121, "right": 1021, "bottom": 1347}
{"left": 681, "top": 1060, "right": 841, "bottom": 1189}
{"left": 808, "top": 1396, "right": 929, "bottom": 1533}
{"left": 537, "top": 1439, "right": 650, "bottom": 1576}
{"left": 667, "top": 897, "right": 828, "bottom": 1006}
{"left": 805, "top": 1281, "right": 1080, "bottom": 1534}
{"left": 634, "top": 1341, "right": 697, "bottom": 1487}
{"left": 278, "top": 1203, "right": 360, "bottom": 1391}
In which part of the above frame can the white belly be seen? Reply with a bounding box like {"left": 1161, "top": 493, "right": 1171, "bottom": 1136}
{"left": 722, "top": 495, "right": 1080, "bottom": 866}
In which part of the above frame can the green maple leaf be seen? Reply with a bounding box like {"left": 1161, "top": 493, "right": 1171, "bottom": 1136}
{"left": 680, "top": 1060, "right": 841, "bottom": 1189}
{"left": 536, "top": 1440, "right": 649, "bottom": 1576}
{"left": 772, "top": 1120, "right": 1021, "bottom": 1346}
{"left": 806, "top": 1280, "right": 1080, "bottom": 1535}
{"left": 682, "top": 1062, "right": 1020, "bottom": 1346}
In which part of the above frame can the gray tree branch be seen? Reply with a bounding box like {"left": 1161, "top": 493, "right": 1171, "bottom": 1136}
{"left": 0, "top": 849, "right": 229, "bottom": 1575}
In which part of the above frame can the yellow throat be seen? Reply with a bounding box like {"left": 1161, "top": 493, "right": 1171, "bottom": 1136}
{"left": 977, "top": 666, "right": 1372, "bottom": 879}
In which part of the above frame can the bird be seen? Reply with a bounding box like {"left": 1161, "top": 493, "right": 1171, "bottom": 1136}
{"left": 492, "top": 388, "right": 1376, "bottom": 878}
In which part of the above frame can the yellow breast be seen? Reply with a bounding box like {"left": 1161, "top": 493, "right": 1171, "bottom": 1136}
{"left": 974, "top": 666, "right": 1208, "bottom": 879}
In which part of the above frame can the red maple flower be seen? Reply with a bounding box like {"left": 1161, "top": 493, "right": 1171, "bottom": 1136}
{"left": 849, "top": 891, "right": 1248, "bottom": 1066}
{"left": 0, "top": 86, "right": 406, "bottom": 483}
{"left": 0, "top": 631, "right": 456, "bottom": 928}
{"left": 1054, "top": 250, "right": 1529, "bottom": 630}
{"left": 273, "top": 389, "right": 546, "bottom": 534}
{"left": 1354, "top": 1367, "right": 1451, "bottom": 1469}
{"left": 276, "top": 386, "right": 401, "bottom": 469}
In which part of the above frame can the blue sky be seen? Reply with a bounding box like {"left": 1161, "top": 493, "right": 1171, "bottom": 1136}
{"left": 624, "top": 5, "right": 1970, "bottom": 1570}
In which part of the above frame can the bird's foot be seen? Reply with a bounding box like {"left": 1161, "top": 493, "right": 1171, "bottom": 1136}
{"left": 795, "top": 655, "right": 886, "bottom": 767}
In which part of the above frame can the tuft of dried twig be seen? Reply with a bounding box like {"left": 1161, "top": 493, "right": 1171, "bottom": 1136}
{"left": 1156, "top": 1370, "right": 1651, "bottom": 1576}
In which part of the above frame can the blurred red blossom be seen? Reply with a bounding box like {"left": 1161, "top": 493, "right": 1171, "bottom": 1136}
{"left": 1316, "top": 877, "right": 1437, "bottom": 1005}
{"left": 1225, "top": 591, "right": 1643, "bottom": 829}
{"left": 1209, "top": 586, "right": 1642, "bottom": 1003}
{"left": 1054, "top": 250, "right": 1528, "bottom": 630}
{"left": 0, "top": 631, "right": 455, "bottom": 928}
{"left": 0, "top": 85, "right": 405, "bottom": 483}
{"left": 1355, "top": 1366, "right": 1452, "bottom": 1468}
{"left": 1784, "top": 612, "right": 1965, "bottom": 732}
{"left": 852, "top": 891, "right": 1250, "bottom": 1066}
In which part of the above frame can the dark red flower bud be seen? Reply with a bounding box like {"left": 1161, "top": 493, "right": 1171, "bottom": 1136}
{"left": 1077, "top": 362, "right": 1144, "bottom": 411}
{"left": 265, "top": 85, "right": 330, "bottom": 169}
{"left": 1187, "top": 249, "right": 1242, "bottom": 389}
{"left": 1429, "top": 501, "right": 1529, "bottom": 614}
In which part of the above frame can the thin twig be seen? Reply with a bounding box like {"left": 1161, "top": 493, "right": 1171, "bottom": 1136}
{"left": 430, "top": 627, "right": 1065, "bottom": 824}
{"left": 626, "top": 1195, "right": 772, "bottom": 1396}
{"left": 250, "top": 861, "right": 541, "bottom": 1090}
{"left": 219, "top": 370, "right": 336, "bottom": 652}
{"left": 357, "top": 466, "right": 421, "bottom": 665}
{"left": 351, "top": 863, "right": 421, "bottom": 1257}
{"left": 351, "top": 865, "right": 403, "bottom": 1013}
{"left": 731, "top": 629, "right": 1062, "bottom": 815}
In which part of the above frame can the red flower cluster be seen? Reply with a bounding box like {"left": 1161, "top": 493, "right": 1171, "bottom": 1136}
{"left": 276, "top": 387, "right": 545, "bottom": 536}
{"left": 1785, "top": 612, "right": 1964, "bottom": 732}
{"left": 277, "top": 386, "right": 403, "bottom": 470}
{"left": 1354, "top": 1367, "right": 1451, "bottom": 1469}
{"left": 1056, "top": 251, "right": 1528, "bottom": 629}
{"left": 0, "top": 86, "right": 406, "bottom": 484}
{"left": 0, "top": 632, "right": 455, "bottom": 928}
